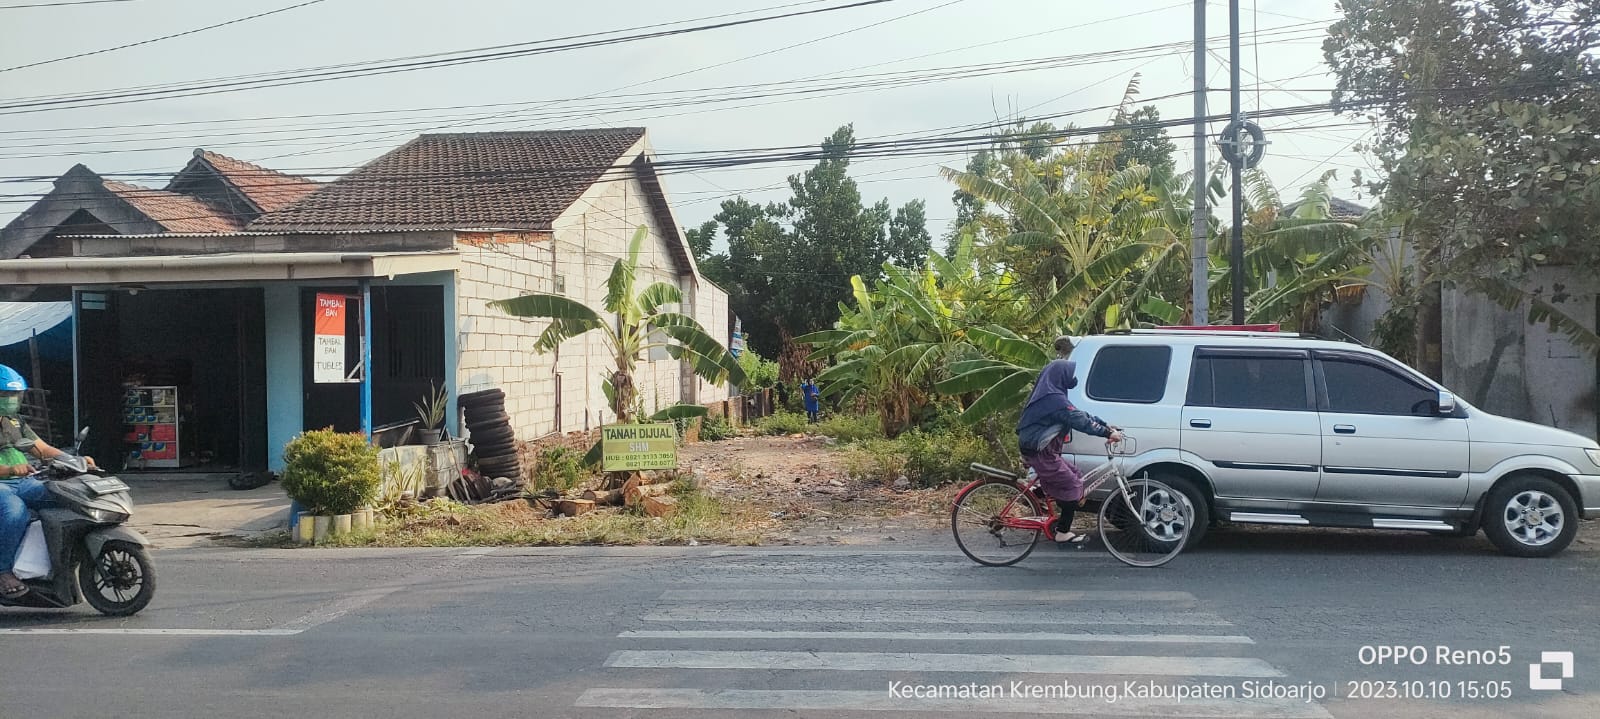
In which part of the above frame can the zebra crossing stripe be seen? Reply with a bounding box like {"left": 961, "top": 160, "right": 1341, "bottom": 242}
{"left": 618, "top": 629, "right": 1253, "bottom": 644}
{"left": 575, "top": 688, "right": 1331, "bottom": 718}
{"left": 658, "top": 589, "right": 1196, "bottom": 602}
{"left": 605, "top": 650, "right": 1283, "bottom": 677}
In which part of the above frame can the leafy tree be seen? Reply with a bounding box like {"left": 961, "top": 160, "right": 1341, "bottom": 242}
{"left": 696, "top": 126, "right": 933, "bottom": 368}
{"left": 1324, "top": 0, "right": 1600, "bottom": 369}
{"left": 684, "top": 219, "right": 719, "bottom": 262}
{"left": 886, "top": 199, "right": 933, "bottom": 269}
{"left": 1109, "top": 105, "right": 1177, "bottom": 178}
{"left": 489, "top": 225, "right": 745, "bottom": 429}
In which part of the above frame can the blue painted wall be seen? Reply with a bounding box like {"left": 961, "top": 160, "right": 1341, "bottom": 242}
{"left": 263, "top": 284, "right": 303, "bottom": 472}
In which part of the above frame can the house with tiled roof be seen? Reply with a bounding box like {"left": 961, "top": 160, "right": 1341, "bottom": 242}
{"left": 0, "top": 130, "right": 731, "bottom": 476}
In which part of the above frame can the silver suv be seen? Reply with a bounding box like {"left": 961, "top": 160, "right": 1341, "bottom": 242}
{"left": 1064, "top": 329, "right": 1600, "bottom": 557}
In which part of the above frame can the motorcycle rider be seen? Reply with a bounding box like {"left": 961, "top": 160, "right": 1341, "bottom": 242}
{"left": 0, "top": 364, "right": 94, "bottom": 598}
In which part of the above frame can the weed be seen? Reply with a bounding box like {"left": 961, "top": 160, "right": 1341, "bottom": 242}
{"left": 530, "top": 446, "right": 589, "bottom": 492}
{"left": 697, "top": 415, "right": 734, "bottom": 441}
{"left": 757, "top": 411, "right": 810, "bottom": 436}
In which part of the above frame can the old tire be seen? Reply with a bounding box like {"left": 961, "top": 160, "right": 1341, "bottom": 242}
{"left": 79, "top": 540, "right": 156, "bottom": 617}
{"left": 458, "top": 389, "right": 505, "bottom": 406}
{"left": 465, "top": 413, "right": 511, "bottom": 430}
{"left": 1482, "top": 474, "right": 1578, "bottom": 558}
{"left": 468, "top": 426, "right": 515, "bottom": 445}
{"left": 1138, "top": 471, "right": 1209, "bottom": 548}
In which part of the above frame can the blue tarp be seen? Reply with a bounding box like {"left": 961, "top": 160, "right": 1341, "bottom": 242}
{"left": 0, "top": 301, "right": 72, "bottom": 360}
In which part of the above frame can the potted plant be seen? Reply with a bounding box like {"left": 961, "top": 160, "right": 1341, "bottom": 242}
{"left": 280, "top": 429, "right": 381, "bottom": 544}
{"left": 413, "top": 381, "right": 448, "bottom": 445}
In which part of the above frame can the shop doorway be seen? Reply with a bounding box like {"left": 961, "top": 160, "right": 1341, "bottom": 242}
{"left": 299, "top": 285, "right": 446, "bottom": 436}
{"left": 75, "top": 288, "right": 267, "bottom": 473}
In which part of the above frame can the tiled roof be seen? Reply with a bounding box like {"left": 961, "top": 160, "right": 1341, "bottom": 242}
{"left": 103, "top": 181, "right": 246, "bottom": 234}
{"left": 248, "top": 129, "right": 647, "bottom": 232}
{"left": 192, "top": 151, "right": 320, "bottom": 213}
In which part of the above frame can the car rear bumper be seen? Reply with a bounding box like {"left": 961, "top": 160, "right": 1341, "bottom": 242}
{"left": 1574, "top": 474, "right": 1600, "bottom": 519}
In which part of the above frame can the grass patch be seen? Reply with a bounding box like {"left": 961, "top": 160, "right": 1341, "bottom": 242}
{"left": 813, "top": 413, "right": 880, "bottom": 443}
{"left": 324, "top": 481, "right": 770, "bottom": 547}
{"left": 840, "top": 428, "right": 1003, "bottom": 488}
{"left": 757, "top": 411, "right": 810, "bottom": 435}
{"left": 756, "top": 411, "right": 880, "bottom": 443}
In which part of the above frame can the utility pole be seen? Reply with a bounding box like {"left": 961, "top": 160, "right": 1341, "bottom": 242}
{"left": 1227, "top": 0, "right": 1246, "bottom": 325}
{"left": 1190, "top": 0, "right": 1209, "bottom": 325}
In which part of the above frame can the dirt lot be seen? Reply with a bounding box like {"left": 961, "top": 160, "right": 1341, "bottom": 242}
{"left": 679, "top": 434, "right": 955, "bottom": 545}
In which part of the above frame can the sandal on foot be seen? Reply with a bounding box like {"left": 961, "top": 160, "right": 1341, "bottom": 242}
{"left": 1053, "top": 531, "right": 1089, "bottom": 545}
{"left": 0, "top": 574, "right": 27, "bottom": 599}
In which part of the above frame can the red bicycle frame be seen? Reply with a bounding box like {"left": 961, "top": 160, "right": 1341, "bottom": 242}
{"left": 954, "top": 453, "right": 1123, "bottom": 532}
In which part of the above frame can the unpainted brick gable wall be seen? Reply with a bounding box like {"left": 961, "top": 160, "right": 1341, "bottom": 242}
{"left": 455, "top": 166, "right": 730, "bottom": 441}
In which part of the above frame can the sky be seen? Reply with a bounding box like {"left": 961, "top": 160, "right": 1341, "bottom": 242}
{"left": 0, "top": 0, "right": 1378, "bottom": 244}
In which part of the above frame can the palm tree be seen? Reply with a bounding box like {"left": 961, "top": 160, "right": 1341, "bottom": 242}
{"left": 489, "top": 225, "right": 745, "bottom": 429}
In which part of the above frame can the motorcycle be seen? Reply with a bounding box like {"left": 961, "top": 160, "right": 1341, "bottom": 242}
{"left": 1, "top": 428, "right": 155, "bottom": 616}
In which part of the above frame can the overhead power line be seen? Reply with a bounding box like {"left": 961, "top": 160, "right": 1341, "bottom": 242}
{"left": 1, "top": 0, "right": 329, "bottom": 74}
{"left": 0, "top": 3, "right": 1219, "bottom": 139}
{"left": 0, "top": 0, "right": 134, "bottom": 8}
{"left": 0, "top": 0, "right": 900, "bottom": 114}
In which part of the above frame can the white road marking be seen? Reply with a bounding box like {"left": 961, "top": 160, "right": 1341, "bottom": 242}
{"left": 618, "top": 629, "right": 1254, "bottom": 644}
{"left": 0, "top": 628, "right": 300, "bottom": 636}
{"left": 642, "top": 607, "right": 1231, "bottom": 626}
{"left": 278, "top": 546, "right": 496, "bottom": 632}
{"left": 658, "top": 589, "right": 1196, "bottom": 602}
{"left": 1, "top": 547, "right": 498, "bottom": 638}
{"left": 575, "top": 688, "right": 1332, "bottom": 717}
{"left": 605, "top": 650, "right": 1283, "bottom": 677}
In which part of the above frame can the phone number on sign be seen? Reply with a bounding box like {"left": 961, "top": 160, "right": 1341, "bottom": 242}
{"left": 1342, "top": 680, "right": 1515, "bottom": 700}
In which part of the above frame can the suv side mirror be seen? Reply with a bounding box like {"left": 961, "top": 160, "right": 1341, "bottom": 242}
{"left": 1436, "top": 391, "right": 1457, "bottom": 416}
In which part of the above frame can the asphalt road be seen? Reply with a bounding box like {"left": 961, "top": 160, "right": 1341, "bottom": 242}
{"left": 1, "top": 526, "right": 1597, "bottom": 719}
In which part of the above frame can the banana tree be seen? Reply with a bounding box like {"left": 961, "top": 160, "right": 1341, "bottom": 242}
{"left": 930, "top": 325, "right": 1053, "bottom": 424}
{"left": 489, "top": 226, "right": 745, "bottom": 468}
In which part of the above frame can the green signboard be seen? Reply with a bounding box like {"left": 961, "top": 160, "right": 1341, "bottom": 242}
{"left": 601, "top": 423, "right": 678, "bottom": 471}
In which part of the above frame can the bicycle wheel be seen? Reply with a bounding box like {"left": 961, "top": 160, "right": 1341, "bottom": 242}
{"left": 951, "top": 479, "right": 1043, "bottom": 567}
{"left": 1098, "top": 477, "right": 1192, "bottom": 567}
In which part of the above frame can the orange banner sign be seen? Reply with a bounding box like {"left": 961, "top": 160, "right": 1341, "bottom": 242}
{"left": 313, "top": 293, "right": 348, "bottom": 383}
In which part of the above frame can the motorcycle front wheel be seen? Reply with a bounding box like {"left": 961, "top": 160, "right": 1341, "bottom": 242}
{"left": 79, "top": 540, "right": 156, "bottom": 616}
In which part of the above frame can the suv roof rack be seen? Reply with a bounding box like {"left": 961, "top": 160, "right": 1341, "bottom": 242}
{"left": 1103, "top": 326, "right": 1342, "bottom": 341}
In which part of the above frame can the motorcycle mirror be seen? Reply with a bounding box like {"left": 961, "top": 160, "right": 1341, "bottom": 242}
{"left": 75, "top": 426, "right": 89, "bottom": 451}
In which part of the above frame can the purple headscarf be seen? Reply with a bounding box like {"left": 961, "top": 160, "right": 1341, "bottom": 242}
{"left": 1019, "top": 359, "right": 1078, "bottom": 429}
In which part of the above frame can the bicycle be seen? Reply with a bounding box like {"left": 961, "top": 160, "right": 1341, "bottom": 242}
{"left": 951, "top": 437, "right": 1194, "bottom": 568}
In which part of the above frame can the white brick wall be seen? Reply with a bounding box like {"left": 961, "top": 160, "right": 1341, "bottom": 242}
{"left": 454, "top": 148, "right": 734, "bottom": 439}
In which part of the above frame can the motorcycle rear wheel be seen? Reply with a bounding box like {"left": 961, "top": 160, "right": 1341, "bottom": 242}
{"left": 79, "top": 540, "right": 156, "bottom": 616}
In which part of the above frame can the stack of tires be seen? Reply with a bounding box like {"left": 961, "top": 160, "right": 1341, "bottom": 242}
{"left": 459, "top": 389, "right": 520, "bottom": 480}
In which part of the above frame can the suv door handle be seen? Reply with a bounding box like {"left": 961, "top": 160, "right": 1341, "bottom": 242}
{"left": 1333, "top": 424, "right": 1356, "bottom": 434}
{"left": 1189, "top": 419, "right": 1212, "bottom": 428}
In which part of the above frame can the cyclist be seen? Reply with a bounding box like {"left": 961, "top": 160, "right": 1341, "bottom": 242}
{"left": 1017, "top": 359, "right": 1121, "bottom": 545}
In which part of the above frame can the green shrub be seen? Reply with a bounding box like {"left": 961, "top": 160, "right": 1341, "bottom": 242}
{"left": 736, "top": 349, "right": 780, "bottom": 389}
{"left": 898, "top": 429, "right": 1000, "bottom": 487}
{"left": 697, "top": 415, "right": 733, "bottom": 441}
{"left": 531, "top": 446, "right": 588, "bottom": 491}
{"left": 840, "top": 437, "right": 908, "bottom": 483}
{"left": 813, "top": 413, "right": 880, "bottom": 444}
{"left": 838, "top": 428, "right": 1002, "bottom": 488}
{"left": 281, "top": 429, "right": 381, "bottom": 515}
{"left": 757, "top": 411, "right": 810, "bottom": 435}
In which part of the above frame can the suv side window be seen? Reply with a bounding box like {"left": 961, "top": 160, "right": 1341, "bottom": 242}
{"left": 1188, "top": 355, "right": 1311, "bottom": 411}
{"left": 1319, "top": 358, "right": 1436, "bottom": 416}
{"left": 1086, "top": 345, "right": 1171, "bottom": 404}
